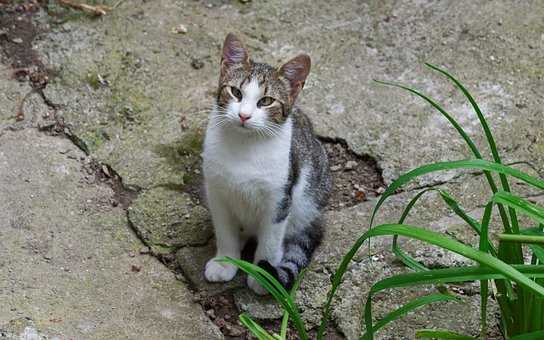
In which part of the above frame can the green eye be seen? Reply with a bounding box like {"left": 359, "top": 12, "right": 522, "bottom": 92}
{"left": 230, "top": 86, "right": 242, "bottom": 101}
{"left": 257, "top": 96, "right": 275, "bottom": 107}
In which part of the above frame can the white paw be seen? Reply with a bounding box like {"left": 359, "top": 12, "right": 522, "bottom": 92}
{"left": 204, "top": 258, "right": 238, "bottom": 282}
{"left": 247, "top": 275, "right": 269, "bottom": 295}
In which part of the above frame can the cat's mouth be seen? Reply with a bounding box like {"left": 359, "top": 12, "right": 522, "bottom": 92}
{"left": 233, "top": 121, "right": 255, "bottom": 133}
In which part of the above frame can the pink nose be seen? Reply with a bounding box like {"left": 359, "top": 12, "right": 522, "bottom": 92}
{"left": 239, "top": 112, "right": 251, "bottom": 123}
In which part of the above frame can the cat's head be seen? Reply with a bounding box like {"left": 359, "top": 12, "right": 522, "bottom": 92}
{"left": 213, "top": 33, "right": 310, "bottom": 136}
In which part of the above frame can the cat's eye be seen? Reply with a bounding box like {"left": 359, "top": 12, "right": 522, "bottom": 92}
{"left": 257, "top": 96, "right": 275, "bottom": 107}
{"left": 229, "top": 86, "right": 242, "bottom": 101}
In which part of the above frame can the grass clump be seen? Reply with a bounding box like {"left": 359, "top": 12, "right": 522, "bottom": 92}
{"left": 223, "top": 64, "right": 544, "bottom": 339}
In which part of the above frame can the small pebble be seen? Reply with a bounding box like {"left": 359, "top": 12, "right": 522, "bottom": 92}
{"left": 191, "top": 59, "right": 204, "bottom": 70}
{"left": 12, "top": 37, "right": 23, "bottom": 44}
{"left": 102, "top": 165, "right": 111, "bottom": 178}
{"left": 172, "top": 24, "right": 188, "bottom": 34}
{"left": 330, "top": 165, "right": 342, "bottom": 172}
{"left": 206, "top": 309, "right": 216, "bottom": 319}
{"left": 344, "top": 160, "right": 358, "bottom": 170}
{"left": 225, "top": 324, "right": 244, "bottom": 336}
{"left": 139, "top": 246, "right": 150, "bottom": 254}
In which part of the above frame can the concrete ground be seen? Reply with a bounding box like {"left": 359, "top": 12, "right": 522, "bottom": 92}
{"left": 1, "top": 0, "right": 542, "bottom": 339}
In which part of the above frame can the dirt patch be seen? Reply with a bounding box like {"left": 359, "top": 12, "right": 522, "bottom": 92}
{"left": 0, "top": 0, "right": 43, "bottom": 70}
{"left": 320, "top": 137, "right": 385, "bottom": 210}
{"left": 198, "top": 291, "right": 345, "bottom": 340}
{"left": 0, "top": 0, "right": 56, "bottom": 120}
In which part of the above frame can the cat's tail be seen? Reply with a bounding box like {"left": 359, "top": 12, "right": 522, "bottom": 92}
{"left": 258, "top": 219, "right": 323, "bottom": 290}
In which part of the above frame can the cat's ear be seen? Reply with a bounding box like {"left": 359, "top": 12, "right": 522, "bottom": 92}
{"left": 221, "top": 33, "right": 250, "bottom": 74}
{"left": 279, "top": 54, "right": 311, "bottom": 103}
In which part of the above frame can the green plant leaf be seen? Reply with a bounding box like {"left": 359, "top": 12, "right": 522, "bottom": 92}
{"left": 220, "top": 257, "right": 308, "bottom": 339}
{"left": 280, "top": 269, "right": 306, "bottom": 339}
{"left": 239, "top": 313, "right": 281, "bottom": 340}
{"left": 393, "top": 188, "right": 435, "bottom": 272}
{"left": 373, "top": 79, "right": 481, "bottom": 159}
{"left": 415, "top": 329, "right": 476, "bottom": 339}
{"left": 365, "top": 225, "right": 544, "bottom": 296}
{"left": 360, "top": 293, "right": 460, "bottom": 339}
{"left": 492, "top": 191, "right": 544, "bottom": 225}
{"left": 392, "top": 188, "right": 498, "bottom": 273}
{"left": 375, "top": 73, "right": 514, "bottom": 238}
{"left": 370, "top": 159, "right": 544, "bottom": 229}
{"left": 479, "top": 202, "right": 493, "bottom": 338}
{"left": 318, "top": 222, "right": 544, "bottom": 340}
{"left": 510, "top": 330, "right": 544, "bottom": 340}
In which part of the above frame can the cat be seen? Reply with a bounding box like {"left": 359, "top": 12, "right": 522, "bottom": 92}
{"left": 202, "top": 33, "right": 332, "bottom": 294}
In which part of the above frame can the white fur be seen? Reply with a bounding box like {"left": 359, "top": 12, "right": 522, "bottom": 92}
{"left": 202, "top": 77, "right": 317, "bottom": 294}
{"left": 287, "top": 166, "right": 319, "bottom": 237}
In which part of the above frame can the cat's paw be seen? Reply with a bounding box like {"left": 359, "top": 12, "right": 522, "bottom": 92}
{"left": 204, "top": 258, "right": 238, "bottom": 282}
{"left": 247, "top": 276, "right": 269, "bottom": 295}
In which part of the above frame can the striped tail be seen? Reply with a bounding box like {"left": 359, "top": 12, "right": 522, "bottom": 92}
{"left": 258, "top": 220, "right": 323, "bottom": 290}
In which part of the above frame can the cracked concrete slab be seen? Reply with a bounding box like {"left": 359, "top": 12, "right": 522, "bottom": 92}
{"left": 0, "top": 128, "right": 222, "bottom": 339}
{"left": 2, "top": 0, "right": 543, "bottom": 339}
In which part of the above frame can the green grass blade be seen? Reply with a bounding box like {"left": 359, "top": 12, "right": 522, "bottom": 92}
{"left": 370, "top": 159, "right": 544, "bottom": 228}
{"left": 424, "top": 63, "right": 497, "bottom": 159}
{"left": 371, "top": 265, "right": 544, "bottom": 292}
{"left": 492, "top": 191, "right": 544, "bottom": 225}
{"left": 439, "top": 190, "right": 482, "bottom": 235}
{"left": 360, "top": 293, "right": 460, "bottom": 339}
{"left": 280, "top": 269, "right": 306, "bottom": 339}
{"left": 426, "top": 62, "right": 522, "bottom": 247}
{"left": 393, "top": 188, "right": 435, "bottom": 271}
{"left": 415, "top": 329, "right": 476, "bottom": 339}
{"left": 220, "top": 258, "right": 308, "bottom": 339}
{"left": 529, "top": 245, "right": 544, "bottom": 263}
{"left": 366, "top": 225, "right": 544, "bottom": 296}
{"left": 239, "top": 313, "right": 280, "bottom": 340}
{"left": 499, "top": 234, "right": 544, "bottom": 244}
{"left": 392, "top": 234, "right": 429, "bottom": 272}
{"left": 317, "top": 223, "right": 544, "bottom": 340}
{"left": 424, "top": 62, "right": 510, "bottom": 183}
{"left": 373, "top": 79, "right": 482, "bottom": 159}
{"left": 392, "top": 188, "right": 497, "bottom": 272}
{"left": 510, "top": 330, "right": 544, "bottom": 340}
{"left": 479, "top": 202, "right": 493, "bottom": 338}
{"left": 375, "top": 73, "right": 513, "bottom": 237}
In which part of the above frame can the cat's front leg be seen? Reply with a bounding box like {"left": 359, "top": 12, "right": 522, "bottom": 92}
{"left": 248, "top": 219, "right": 287, "bottom": 295}
{"left": 205, "top": 191, "right": 240, "bottom": 282}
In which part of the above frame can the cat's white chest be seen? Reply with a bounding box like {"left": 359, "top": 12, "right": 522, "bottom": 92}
{"left": 202, "top": 122, "right": 292, "bottom": 227}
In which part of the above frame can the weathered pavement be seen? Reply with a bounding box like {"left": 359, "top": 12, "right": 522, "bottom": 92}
{"left": 0, "top": 126, "right": 222, "bottom": 339}
{"left": 1, "top": 0, "right": 543, "bottom": 339}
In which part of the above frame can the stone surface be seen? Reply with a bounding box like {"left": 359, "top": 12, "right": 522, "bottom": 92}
{"left": 128, "top": 187, "right": 213, "bottom": 254}
{"left": 1, "top": 0, "right": 543, "bottom": 339}
{"left": 0, "top": 129, "right": 221, "bottom": 340}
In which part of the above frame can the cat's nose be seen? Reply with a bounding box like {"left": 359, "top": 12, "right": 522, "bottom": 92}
{"left": 238, "top": 112, "right": 251, "bottom": 123}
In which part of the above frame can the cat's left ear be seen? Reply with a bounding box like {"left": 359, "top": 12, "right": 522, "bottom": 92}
{"left": 279, "top": 54, "right": 311, "bottom": 103}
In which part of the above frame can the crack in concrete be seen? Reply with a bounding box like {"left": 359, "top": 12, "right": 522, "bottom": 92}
{"left": 318, "top": 134, "right": 385, "bottom": 183}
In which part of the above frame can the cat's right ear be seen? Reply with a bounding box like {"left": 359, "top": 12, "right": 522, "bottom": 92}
{"left": 221, "top": 33, "right": 250, "bottom": 75}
